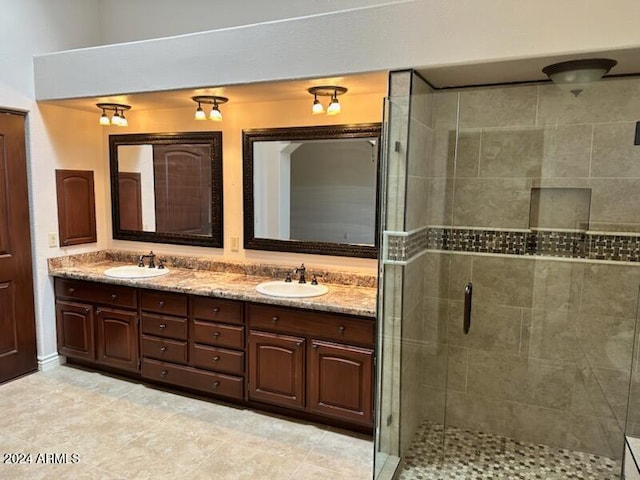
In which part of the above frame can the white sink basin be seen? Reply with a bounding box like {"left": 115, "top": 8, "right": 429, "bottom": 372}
{"left": 256, "top": 280, "right": 329, "bottom": 298}
{"left": 104, "top": 265, "right": 171, "bottom": 279}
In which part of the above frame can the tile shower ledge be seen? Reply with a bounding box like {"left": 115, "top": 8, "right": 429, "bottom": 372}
{"left": 47, "top": 252, "right": 377, "bottom": 318}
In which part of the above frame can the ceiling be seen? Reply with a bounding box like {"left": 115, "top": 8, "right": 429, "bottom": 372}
{"left": 42, "top": 47, "right": 640, "bottom": 113}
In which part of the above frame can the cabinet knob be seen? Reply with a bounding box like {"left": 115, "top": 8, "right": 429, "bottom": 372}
{"left": 160, "top": 346, "right": 167, "bottom": 352}
{"left": 296, "top": 342, "right": 302, "bottom": 348}
{"left": 313, "top": 344, "right": 319, "bottom": 350}
{"left": 338, "top": 325, "right": 345, "bottom": 333}
{"left": 212, "top": 381, "right": 220, "bottom": 389}
{"left": 212, "top": 356, "right": 220, "bottom": 362}
{"left": 212, "top": 307, "right": 220, "bottom": 313}
{"left": 160, "top": 370, "right": 168, "bottom": 377}
{"left": 212, "top": 331, "right": 220, "bottom": 337}
{"left": 159, "top": 301, "right": 165, "bottom": 308}
{"left": 96, "top": 309, "right": 102, "bottom": 315}
{"left": 271, "top": 316, "right": 279, "bottom": 323}
{"left": 84, "top": 307, "right": 90, "bottom": 314}
{"left": 111, "top": 294, "right": 117, "bottom": 300}
{"left": 68, "top": 287, "right": 75, "bottom": 294}
{"left": 159, "top": 324, "right": 166, "bottom": 329}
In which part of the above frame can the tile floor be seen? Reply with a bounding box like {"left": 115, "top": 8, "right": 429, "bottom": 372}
{"left": 0, "top": 365, "right": 373, "bottom": 480}
{"left": 399, "top": 420, "right": 622, "bottom": 480}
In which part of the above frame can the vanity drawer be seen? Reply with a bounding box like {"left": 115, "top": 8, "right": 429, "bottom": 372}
{"left": 141, "top": 290, "right": 187, "bottom": 316}
{"left": 55, "top": 278, "right": 137, "bottom": 309}
{"left": 192, "top": 320, "right": 244, "bottom": 349}
{"left": 247, "top": 303, "right": 374, "bottom": 346}
{"left": 142, "top": 358, "right": 243, "bottom": 400}
{"left": 142, "top": 313, "right": 188, "bottom": 340}
{"left": 191, "top": 344, "right": 244, "bottom": 375}
{"left": 141, "top": 335, "right": 188, "bottom": 364}
{"left": 191, "top": 296, "right": 243, "bottom": 325}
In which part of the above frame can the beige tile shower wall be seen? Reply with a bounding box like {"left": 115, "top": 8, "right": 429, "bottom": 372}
{"left": 420, "top": 252, "right": 639, "bottom": 459}
{"left": 444, "top": 77, "right": 640, "bottom": 232}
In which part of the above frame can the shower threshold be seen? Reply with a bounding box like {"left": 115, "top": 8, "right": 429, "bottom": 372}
{"left": 399, "top": 421, "right": 620, "bottom": 479}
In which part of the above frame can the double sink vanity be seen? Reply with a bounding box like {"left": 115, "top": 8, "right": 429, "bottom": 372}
{"left": 49, "top": 251, "right": 377, "bottom": 430}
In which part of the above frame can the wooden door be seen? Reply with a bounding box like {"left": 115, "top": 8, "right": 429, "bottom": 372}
{"left": 96, "top": 307, "right": 139, "bottom": 372}
{"left": 153, "top": 144, "right": 211, "bottom": 235}
{"left": 55, "top": 300, "right": 95, "bottom": 361}
{"left": 0, "top": 112, "right": 37, "bottom": 383}
{"left": 308, "top": 340, "right": 373, "bottom": 426}
{"left": 117, "top": 172, "right": 143, "bottom": 230}
{"left": 248, "top": 330, "right": 305, "bottom": 408}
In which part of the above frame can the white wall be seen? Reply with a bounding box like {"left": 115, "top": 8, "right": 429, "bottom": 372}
{"left": 0, "top": 0, "right": 101, "bottom": 366}
{"left": 97, "top": 0, "right": 397, "bottom": 44}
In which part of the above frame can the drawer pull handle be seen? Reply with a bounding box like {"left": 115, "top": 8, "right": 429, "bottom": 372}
{"left": 272, "top": 316, "right": 279, "bottom": 323}
{"left": 160, "top": 370, "right": 168, "bottom": 377}
{"left": 338, "top": 325, "right": 345, "bottom": 333}
{"left": 68, "top": 288, "right": 75, "bottom": 294}
{"left": 159, "top": 301, "right": 165, "bottom": 308}
{"left": 212, "top": 356, "right": 220, "bottom": 362}
{"left": 212, "top": 331, "right": 221, "bottom": 337}
{"left": 111, "top": 294, "right": 117, "bottom": 300}
{"left": 160, "top": 346, "right": 167, "bottom": 352}
{"left": 212, "top": 307, "right": 220, "bottom": 313}
{"left": 159, "top": 324, "right": 166, "bottom": 329}
{"left": 212, "top": 381, "right": 220, "bottom": 389}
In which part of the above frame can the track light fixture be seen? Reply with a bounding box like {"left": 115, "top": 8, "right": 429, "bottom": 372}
{"left": 542, "top": 58, "right": 617, "bottom": 97}
{"left": 192, "top": 95, "right": 228, "bottom": 122}
{"left": 307, "top": 86, "right": 347, "bottom": 115}
{"left": 96, "top": 103, "right": 131, "bottom": 127}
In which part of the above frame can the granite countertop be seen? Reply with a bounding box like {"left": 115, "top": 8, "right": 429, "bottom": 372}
{"left": 48, "top": 251, "right": 378, "bottom": 318}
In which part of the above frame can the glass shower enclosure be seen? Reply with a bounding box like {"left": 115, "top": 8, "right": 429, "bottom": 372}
{"left": 374, "top": 70, "right": 640, "bottom": 479}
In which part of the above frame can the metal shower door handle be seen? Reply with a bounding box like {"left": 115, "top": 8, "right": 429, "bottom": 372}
{"left": 464, "top": 282, "right": 472, "bottom": 334}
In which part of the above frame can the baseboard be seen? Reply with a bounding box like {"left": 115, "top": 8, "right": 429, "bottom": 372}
{"left": 38, "top": 353, "right": 65, "bottom": 372}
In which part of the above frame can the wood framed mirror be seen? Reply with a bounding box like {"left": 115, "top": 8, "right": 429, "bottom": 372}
{"left": 243, "top": 123, "right": 381, "bottom": 258}
{"left": 109, "top": 131, "right": 223, "bottom": 247}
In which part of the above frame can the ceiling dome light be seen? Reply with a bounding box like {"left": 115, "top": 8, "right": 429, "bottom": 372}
{"left": 542, "top": 58, "right": 617, "bottom": 97}
{"left": 191, "top": 95, "right": 228, "bottom": 122}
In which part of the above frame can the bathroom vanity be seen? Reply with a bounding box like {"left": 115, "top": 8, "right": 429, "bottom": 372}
{"left": 50, "top": 252, "right": 376, "bottom": 430}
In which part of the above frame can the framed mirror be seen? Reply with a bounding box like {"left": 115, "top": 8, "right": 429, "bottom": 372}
{"left": 109, "top": 131, "right": 223, "bottom": 247}
{"left": 243, "top": 123, "right": 381, "bottom": 258}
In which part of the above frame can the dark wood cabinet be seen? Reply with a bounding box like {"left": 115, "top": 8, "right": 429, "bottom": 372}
{"left": 308, "top": 340, "right": 373, "bottom": 425}
{"left": 55, "top": 169, "right": 97, "bottom": 246}
{"left": 246, "top": 303, "right": 374, "bottom": 427}
{"left": 54, "top": 278, "right": 138, "bottom": 370}
{"left": 55, "top": 300, "right": 95, "bottom": 361}
{"left": 96, "top": 307, "right": 139, "bottom": 372}
{"left": 248, "top": 330, "right": 305, "bottom": 409}
{"left": 54, "top": 277, "right": 374, "bottom": 430}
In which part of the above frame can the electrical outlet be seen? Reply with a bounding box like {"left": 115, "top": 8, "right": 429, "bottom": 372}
{"left": 230, "top": 236, "right": 239, "bottom": 252}
{"left": 48, "top": 232, "right": 58, "bottom": 248}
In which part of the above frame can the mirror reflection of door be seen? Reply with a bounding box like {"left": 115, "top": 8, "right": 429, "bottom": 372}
{"left": 153, "top": 145, "right": 212, "bottom": 235}
{"left": 118, "top": 172, "right": 143, "bottom": 230}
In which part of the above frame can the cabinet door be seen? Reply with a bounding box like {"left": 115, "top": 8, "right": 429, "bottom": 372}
{"left": 96, "top": 307, "right": 139, "bottom": 372}
{"left": 308, "top": 340, "right": 373, "bottom": 426}
{"left": 248, "top": 330, "right": 305, "bottom": 409}
{"left": 55, "top": 300, "right": 95, "bottom": 361}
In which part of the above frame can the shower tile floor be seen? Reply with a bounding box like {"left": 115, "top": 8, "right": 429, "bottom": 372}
{"left": 399, "top": 421, "right": 621, "bottom": 480}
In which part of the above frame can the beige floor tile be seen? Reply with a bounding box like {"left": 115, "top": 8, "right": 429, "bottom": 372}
{"left": 1, "top": 366, "right": 373, "bottom": 479}
{"left": 189, "top": 442, "right": 301, "bottom": 479}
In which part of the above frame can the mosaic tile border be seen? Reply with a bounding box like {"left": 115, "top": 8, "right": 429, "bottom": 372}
{"left": 385, "top": 227, "right": 640, "bottom": 263}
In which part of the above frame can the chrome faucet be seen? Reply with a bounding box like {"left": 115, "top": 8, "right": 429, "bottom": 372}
{"left": 138, "top": 251, "right": 156, "bottom": 268}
